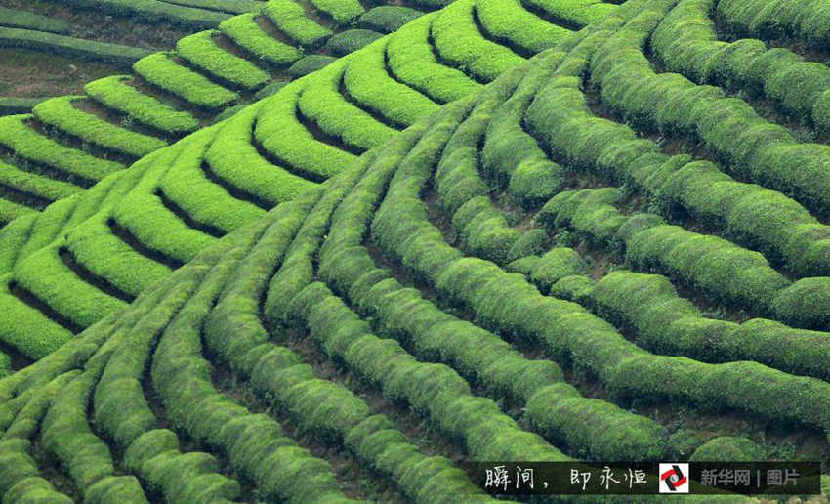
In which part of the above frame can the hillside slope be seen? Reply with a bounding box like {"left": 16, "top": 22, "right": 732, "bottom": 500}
{"left": 0, "top": 0, "right": 588, "bottom": 362}
{"left": 2, "top": 0, "right": 830, "bottom": 501}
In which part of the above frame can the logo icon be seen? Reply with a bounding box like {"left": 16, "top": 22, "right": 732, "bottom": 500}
{"left": 659, "top": 463, "right": 689, "bottom": 493}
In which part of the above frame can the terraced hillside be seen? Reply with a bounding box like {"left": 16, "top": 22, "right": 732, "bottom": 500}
{"left": 0, "top": 0, "right": 591, "bottom": 360}
{"left": 2, "top": 0, "right": 830, "bottom": 501}
{"left": 0, "top": 0, "right": 594, "bottom": 228}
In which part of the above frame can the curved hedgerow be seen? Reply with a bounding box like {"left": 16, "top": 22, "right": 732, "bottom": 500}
{"left": 84, "top": 76, "right": 200, "bottom": 135}
{"left": 133, "top": 52, "right": 239, "bottom": 109}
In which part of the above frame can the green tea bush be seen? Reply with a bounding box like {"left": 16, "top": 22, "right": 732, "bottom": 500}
{"left": 133, "top": 52, "right": 238, "bottom": 108}
{"left": 0, "top": 26, "right": 150, "bottom": 65}
{"left": 220, "top": 13, "right": 303, "bottom": 65}
{"left": 264, "top": 0, "right": 332, "bottom": 49}
{"left": 33, "top": 96, "right": 167, "bottom": 158}
{"left": 85, "top": 75, "right": 199, "bottom": 135}
{"left": 0, "top": 115, "right": 124, "bottom": 184}
{"left": 176, "top": 30, "right": 270, "bottom": 90}
{"left": 358, "top": 6, "right": 424, "bottom": 33}
{"left": 325, "top": 28, "right": 384, "bottom": 56}
{"left": 431, "top": 0, "right": 525, "bottom": 82}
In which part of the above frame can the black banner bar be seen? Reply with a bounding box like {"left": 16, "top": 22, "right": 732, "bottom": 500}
{"left": 462, "top": 462, "right": 821, "bottom": 495}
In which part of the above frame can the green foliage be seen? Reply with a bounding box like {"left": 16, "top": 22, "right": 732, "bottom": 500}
{"left": 298, "top": 62, "right": 397, "bottom": 152}
{"left": 206, "top": 103, "right": 316, "bottom": 207}
{"left": 771, "top": 277, "right": 830, "bottom": 329}
{"left": 386, "top": 14, "right": 482, "bottom": 104}
{"left": 220, "top": 13, "right": 303, "bottom": 66}
{"left": 256, "top": 82, "right": 356, "bottom": 180}
{"left": 287, "top": 54, "right": 336, "bottom": 77}
{"left": 160, "top": 0, "right": 262, "bottom": 14}
{"left": 0, "top": 7, "right": 71, "bottom": 33}
{"left": 343, "top": 39, "right": 439, "bottom": 128}
{"left": 476, "top": 0, "right": 572, "bottom": 54}
{"left": 0, "top": 115, "right": 124, "bottom": 184}
{"left": 689, "top": 436, "right": 765, "bottom": 462}
{"left": 14, "top": 245, "right": 128, "bottom": 328}
{"left": 49, "top": 0, "right": 231, "bottom": 28}
{"left": 325, "top": 29, "right": 384, "bottom": 56}
{"left": 0, "top": 26, "right": 151, "bottom": 65}
{"left": 431, "top": 0, "right": 525, "bottom": 82}
{"left": 717, "top": 0, "right": 830, "bottom": 48}
{"left": 264, "top": 0, "right": 332, "bottom": 49}
{"left": 358, "top": 6, "right": 425, "bottom": 33}
{"left": 626, "top": 224, "right": 790, "bottom": 312}
{"left": 133, "top": 52, "right": 238, "bottom": 109}
{"left": 176, "top": 30, "right": 270, "bottom": 90}
{"left": 0, "top": 158, "right": 80, "bottom": 204}
{"left": 310, "top": 0, "right": 365, "bottom": 25}
{"left": 85, "top": 75, "right": 199, "bottom": 135}
{"left": 526, "top": 0, "right": 617, "bottom": 25}
{"left": 33, "top": 96, "right": 168, "bottom": 158}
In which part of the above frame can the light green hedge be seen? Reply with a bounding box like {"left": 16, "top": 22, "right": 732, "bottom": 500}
{"left": 33, "top": 96, "right": 167, "bottom": 158}
{"left": 0, "top": 26, "right": 150, "bottom": 65}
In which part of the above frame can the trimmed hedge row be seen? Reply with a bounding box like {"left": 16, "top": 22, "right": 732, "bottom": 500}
{"left": 542, "top": 187, "right": 830, "bottom": 329}
{"left": 481, "top": 49, "right": 564, "bottom": 208}
{"left": 291, "top": 282, "right": 571, "bottom": 463}
{"left": 343, "top": 39, "right": 439, "bottom": 128}
{"left": 219, "top": 13, "right": 302, "bottom": 66}
{"left": 0, "top": 273, "right": 75, "bottom": 359}
{"left": 358, "top": 6, "right": 425, "bottom": 33}
{"left": 523, "top": 35, "right": 830, "bottom": 279}
{"left": 431, "top": 0, "right": 525, "bottom": 82}
{"left": 286, "top": 54, "right": 336, "bottom": 76}
{"left": 297, "top": 61, "right": 397, "bottom": 152}
{"left": 309, "top": 0, "right": 365, "bottom": 25}
{"left": 110, "top": 136, "right": 220, "bottom": 266}
{"left": 318, "top": 154, "right": 664, "bottom": 462}
{"left": 147, "top": 237, "right": 365, "bottom": 504}
{"left": 85, "top": 76, "right": 200, "bottom": 135}
{"left": 324, "top": 28, "right": 384, "bottom": 56}
{"left": 652, "top": 0, "right": 830, "bottom": 136}
{"left": 33, "top": 96, "right": 168, "bottom": 158}
{"left": 524, "top": 0, "right": 617, "bottom": 26}
{"left": 716, "top": 0, "right": 830, "bottom": 49}
{"left": 263, "top": 0, "right": 332, "bottom": 49}
{"left": 49, "top": 0, "right": 231, "bottom": 28}
{"left": 13, "top": 244, "right": 128, "bottom": 329}
{"left": 194, "top": 195, "right": 498, "bottom": 503}
{"left": 386, "top": 14, "right": 483, "bottom": 104}
{"left": 0, "top": 439, "right": 74, "bottom": 503}
{"left": 133, "top": 52, "right": 238, "bottom": 109}
{"left": 176, "top": 30, "right": 270, "bottom": 91}
{"left": 0, "top": 114, "right": 124, "bottom": 185}
{"left": 366, "top": 48, "right": 830, "bottom": 440}
{"left": 159, "top": 0, "right": 262, "bottom": 14}
{"left": 431, "top": 69, "right": 546, "bottom": 265}
{"left": 256, "top": 81, "right": 356, "bottom": 181}
{"left": 126, "top": 430, "right": 245, "bottom": 503}
{"left": 158, "top": 127, "right": 266, "bottom": 234}
{"left": 0, "top": 158, "right": 80, "bottom": 204}
{"left": 0, "top": 26, "right": 151, "bottom": 65}
{"left": 475, "top": 0, "right": 571, "bottom": 55}
{"left": 65, "top": 214, "right": 172, "bottom": 298}
{"left": 205, "top": 102, "right": 315, "bottom": 208}
{"left": 689, "top": 437, "right": 764, "bottom": 462}
{"left": 40, "top": 358, "right": 147, "bottom": 501}
{"left": 0, "top": 198, "right": 34, "bottom": 226}
{"left": 0, "top": 7, "right": 70, "bottom": 34}
{"left": 593, "top": 271, "right": 830, "bottom": 381}
{"left": 589, "top": 10, "right": 830, "bottom": 220}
